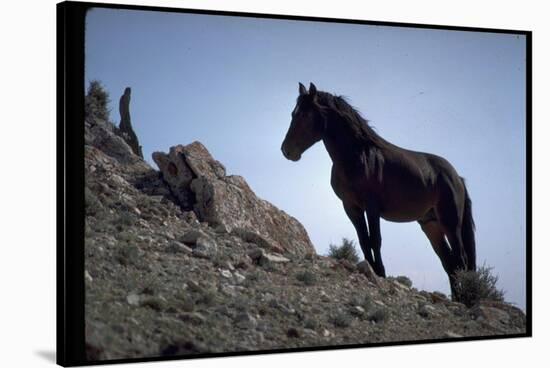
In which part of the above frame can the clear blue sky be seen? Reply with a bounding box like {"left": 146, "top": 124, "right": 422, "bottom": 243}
{"left": 85, "top": 8, "right": 527, "bottom": 308}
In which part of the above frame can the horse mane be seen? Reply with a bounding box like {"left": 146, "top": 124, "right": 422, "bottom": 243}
{"left": 315, "top": 91, "right": 385, "bottom": 147}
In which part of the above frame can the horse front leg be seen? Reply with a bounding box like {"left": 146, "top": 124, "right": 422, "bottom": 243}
{"left": 343, "top": 202, "right": 375, "bottom": 267}
{"left": 366, "top": 208, "right": 386, "bottom": 277}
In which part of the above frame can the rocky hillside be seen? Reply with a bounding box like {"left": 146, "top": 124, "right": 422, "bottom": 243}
{"left": 83, "top": 86, "right": 526, "bottom": 362}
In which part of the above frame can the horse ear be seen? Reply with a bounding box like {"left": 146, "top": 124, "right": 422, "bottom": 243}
{"left": 299, "top": 82, "right": 307, "bottom": 95}
{"left": 309, "top": 83, "right": 317, "bottom": 96}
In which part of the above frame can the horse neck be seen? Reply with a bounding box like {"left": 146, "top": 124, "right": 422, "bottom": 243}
{"left": 321, "top": 112, "right": 375, "bottom": 166}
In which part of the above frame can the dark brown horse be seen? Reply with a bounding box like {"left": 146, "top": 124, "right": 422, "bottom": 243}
{"left": 281, "top": 83, "right": 476, "bottom": 297}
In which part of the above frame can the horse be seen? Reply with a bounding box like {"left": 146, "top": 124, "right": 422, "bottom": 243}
{"left": 281, "top": 82, "right": 476, "bottom": 297}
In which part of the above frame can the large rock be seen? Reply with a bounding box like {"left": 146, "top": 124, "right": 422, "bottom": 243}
{"left": 153, "top": 142, "right": 315, "bottom": 257}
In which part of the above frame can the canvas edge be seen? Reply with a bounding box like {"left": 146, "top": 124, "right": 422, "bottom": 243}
{"left": 57, "top": 1, "right": 87, "bottom": 366}
{"left": 55, "top": 1, "right": 533, "bottom": 366}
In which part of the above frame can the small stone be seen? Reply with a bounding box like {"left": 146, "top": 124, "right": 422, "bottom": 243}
{"left": 166, "top": 241, "right": 192, "bottom": 254}
{"left": 418, "top": 304, "right": 437, "bottom": 318}
{"left": 220, "top": 284, "right": 237, "bottom": 297}
{"left": 232, "top": 228, "right": 285, "bottom": 253}
{"left": 235, "top": 313, "right": 257, "bottom": 329}
{"left": 181, "top": 230, "right": 206, "bottom": 245}
{"left": 356, "top": 261, "right": 381, "bottom": 286}
{"left": 233, "top": 272, "right": 246, "bottom": 284}
{"left": 182, "top": 211, "right": 199, "bottom": 224}
{"left": 339, "top": 259, "right": 356, "bottom": 272}
{"left": 141, "top": 296, "right": 166, "bottom": 311}
{"left": 319, "top": 291, "right": 331, "bottom": 302}
{"left": 351, "top": 306, "right": 365, "bottom": 316}
{"left": 178, "top": 312, "right": 206, "bottom": 325}
{"left": 192, "top": 235, "right": 218, "bottom": 259}
{"left": 248, "top": 248, "right": 289, "bottom": 264}
{"left": 84, "top": 270, "right": 93, "bottom": 283}
{"left": 444, "top": 331, "right": 463, "bottom": 338}
{"left": 186, "top": 280, "right": 201, "bottom": 292}
{"left": 470, "top": 306, "right": 510, "bottom": 327}
{"left": 219, "top": 269, "right": 232, "bottom": 278}
{"left": 263, "top": 253, "right": 290, "bottom": 263}
{"left": 214, "top": 223, "right": 229, "bottom": 234}
{"left": 287, "top": 328, "right": 300, "bottom": 338}
{"left": 248, "top": 248, "right": 265, "bottom": 262}
{"left": 322, "top": 329, "right": 331, "bottom": 337}
{"left": 127, "top": 293, "right": 140, "bottom": 306}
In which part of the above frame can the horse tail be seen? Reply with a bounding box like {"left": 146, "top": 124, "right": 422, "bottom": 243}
{"left": 461, "top": 178, "right": 476, "bottom": 271}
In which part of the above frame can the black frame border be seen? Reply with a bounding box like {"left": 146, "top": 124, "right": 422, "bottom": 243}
{"left": 56, "top": 1, "right": 533, "bottom": 366}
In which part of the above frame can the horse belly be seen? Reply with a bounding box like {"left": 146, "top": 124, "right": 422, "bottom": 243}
{"left": 380, "top": 208, "right": 429, "bottom": 223}
{"left": 379, "top": 194, "right": 434, "bottom": 223}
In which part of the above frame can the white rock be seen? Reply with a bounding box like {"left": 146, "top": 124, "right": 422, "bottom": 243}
{"left": 219, "top": 269, "right": 232, "bottom": 278}
{"left": 84, "top": 270, "right": 93, "bottom": 282}
{"left": 127, "top": 293, "right": 140, "bottom": 306}
{"left": 234, "top": 272, "right": 246, "bottom": 284}
{"left": 444, "top": 331, "right": 463, "bottom": 338}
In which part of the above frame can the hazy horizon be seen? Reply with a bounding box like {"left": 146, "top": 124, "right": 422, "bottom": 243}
{"left": 85, "top": 8, "right": 527, "bottom": 308}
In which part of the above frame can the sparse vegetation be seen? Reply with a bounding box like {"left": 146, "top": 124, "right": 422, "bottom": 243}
{"left": 453, "top": 264, "right": 505, "bottom": 308}
{"left": 115, "top": 242, "right": 139, "bottom": 266}
{"left": 85, "top": 186, "right": 103, "bottom": 216}
{"left": 296, "top": 270, "right": 317, "bottom": 286}
{"left": 115, "top": 211, "right": 136, "bottom": 231}
{"left": 85, "top": 80, "right": 111, "bottom": 122}
{"left": 195, "top": 287, "right": 217, "bottom": 307}
{"left": 304, "top": 318, "right": 318, "bottom": 330}
{"left": 395, "top": 275, "right": 413, "bottom": 288}
{"left": 331, "top": 312, "right": 352, "bottom": 328}
{"left": 368, "top": 308, "right": 388, "bottom": 323}
{"left": 328, "top": 238, "right": 360, "bottom": 263}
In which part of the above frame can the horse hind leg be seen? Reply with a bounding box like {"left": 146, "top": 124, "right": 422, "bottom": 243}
{"left": 419, "top": 214, "right": 456, "bottom": 274}
{"left": 418, "top": 214, "right": 460, "bottom": 296}
{"left": 435, "top": 182, "right": 468, "bottom": 272}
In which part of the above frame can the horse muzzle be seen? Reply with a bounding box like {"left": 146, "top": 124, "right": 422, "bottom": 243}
{"left": 281, "top": 143, "right": 301, "bottom": 162}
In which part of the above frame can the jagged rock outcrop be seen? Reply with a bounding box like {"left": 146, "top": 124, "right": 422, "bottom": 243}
{"left": 118, "top": 87, "right": 143, "bottom": 158}
{"left": 153, "top": 143, "right": 316, "bottom": 257}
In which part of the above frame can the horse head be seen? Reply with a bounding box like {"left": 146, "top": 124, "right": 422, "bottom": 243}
{"left": 281, "top": 82, "right": 326, "bottom": 161}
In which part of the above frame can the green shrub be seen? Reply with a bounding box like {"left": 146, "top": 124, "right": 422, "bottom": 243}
{"left": 304, "top": 318, "right": 318, "bottom": 330}
{"left": 85, "top": 186, "right": 102, "bottom": 216}
{"left": 85, "top": 80, "right": 111, "bottom": 122}
{"left": 328, "top": 238, "right": 360, "bottom": 263}
{"left": 453, "top": 264, "right": 505, "bottom": 307}
{"left": 395, "top": 275, "right": 413, "bottom": 288}
{"left": 195, "top": 288, "right": 217, "bottom": 306}
{"left": 330, "top": 312, "right": 352, "bottom": 328}
{"left": 116, "top": 243, "right": 139, "bottom": 266}
{"left": 367, "top": 308, "right": 388, "bottom": 323}
{"left": 296, "top": 270, "right": 317, "bottom": 286}
{"left": 115, "top": 211, "right": 136, "bottom": 231}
